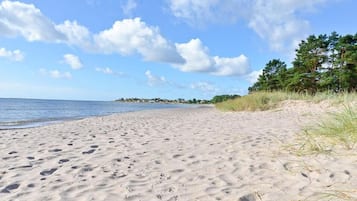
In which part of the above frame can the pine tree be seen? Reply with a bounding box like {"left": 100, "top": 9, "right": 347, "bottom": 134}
{"left": 292, "top": 34, "right": 329, "bottom": 94}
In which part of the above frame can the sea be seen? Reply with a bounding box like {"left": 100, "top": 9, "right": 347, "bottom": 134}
{"left": 0, "top": 98, "right": 193, "bottom": 130}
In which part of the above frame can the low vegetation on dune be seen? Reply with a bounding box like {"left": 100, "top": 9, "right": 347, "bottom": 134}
{"left": 215, "top": 91, "right": 293, "bottom": 111}
{"left": 215, "top": 91, "right": 357, "bottom": 153}
{"left": 215, "top": 91, "right": 357, "bottom": 111}
{"left": 299, "top": 106, "right": 357, "bottom": 154}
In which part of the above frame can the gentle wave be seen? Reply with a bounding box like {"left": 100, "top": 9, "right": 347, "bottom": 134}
{"left": 0, "top": 118, "right": 73, "bottom": 130}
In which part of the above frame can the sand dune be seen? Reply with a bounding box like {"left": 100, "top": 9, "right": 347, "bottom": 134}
{"left": 0, "top": 102, "right": 356, "bottom": 201}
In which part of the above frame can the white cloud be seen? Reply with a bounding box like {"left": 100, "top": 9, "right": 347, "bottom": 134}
{"left": 122, "top": 0, "right": 137, "bottom": 16}
{"left": 95, "top": 67, "right": 124, "bottom": 76}
{"left": 168, "top": 0, "right": 329, "bottom": 52}
{"left": 0, "top": 1, "right": 90, "bottom": 47}
{"left": 145, "top": 70, "right": 167, "bottom": 86}
{"left": 0, "top": 1, "right": 65, "bottom": 42}
{"left": 247, "top": 0, "right": 327, "bottom": 52}
{"left": 40, "top": 68, "right": 72, "bottom": 79}
{"left": 94, "top": 18, "right": 184, "bottom": 64}
{"left": 55, "top": 20, "right": 92, "bottom": 49}
{"left": 0, "top": 47, "right": 24, "bottom": 61}
{"left": 245, "top": 69, "right": 262, "bottom": 84}
{"left": 190, "top": 81, "right": 218, "bottom": 93}
{"left": 175, "top": 38, "right": 213, "bottom": 72}
{"left": 0, "top": 1, "right": 254, "bottom": 77}
{"left": 95, "top": 67, "right": 113, "bottom": 74}
{"left": 213, "top": 55, "right": 250, "bottom": 76}
{"left": 175, "top": 39, "right": 250, "bottom": 76}
{"left": 168, "top": 0, "right": 247, "bottom": 26}
{"left": 63, "top": 54, "right": 83, "bottom": 70}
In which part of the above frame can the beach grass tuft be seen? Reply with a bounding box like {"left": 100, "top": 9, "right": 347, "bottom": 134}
{"left": 299, "top": 105, "right": 357, "bottom": 153}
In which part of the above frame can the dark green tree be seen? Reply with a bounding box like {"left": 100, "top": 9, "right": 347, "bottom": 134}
{"left": 211, "top": 94, "right": 240, "bottom": 103}
{"left": 292, "top": 34, "right": 329, "bottom": 94}
{"left": 319, "top": 32, "right": 340, "bottom": 91}
{"left": 336, "top": 34, "right": 357, "bottom": 92}
{"left": 249, "top": 32, "right": 357, "bottom": 94}
{"left": 249, "top": 59, "right": 287, "bottom": 92}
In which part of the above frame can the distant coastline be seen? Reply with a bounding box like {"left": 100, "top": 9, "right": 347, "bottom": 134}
{"left": 115, "top": 97, "right": 211, "bottom": 104}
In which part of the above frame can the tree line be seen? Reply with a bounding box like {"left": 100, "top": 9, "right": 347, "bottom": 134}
{"left": 249, "top": 32, "right": 357, "bottom": 94}
{"left": 210, "top": 94, "right": 241, "bottom": 103}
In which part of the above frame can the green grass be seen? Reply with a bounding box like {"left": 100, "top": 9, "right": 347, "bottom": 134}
{"left": 298, "top": 106, "right": 357, "bottom": 154}
{"left": 215, "top": 91, "right": 357, "bottom": 111}
{"left": 216, "top": 91, "right": 357, "bottom": 153}
{"left": 302, "top": 189, "right": 357, "bottom": 201}
{"left": 215, "top": 91, "right": 294, "bottom": 111}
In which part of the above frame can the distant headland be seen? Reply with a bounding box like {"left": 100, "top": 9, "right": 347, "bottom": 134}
{"left": 115, "top": 94, "right": 240, "bottom": 104}
{"left": 115, "top": 97, "right": 210, "bottom": 104}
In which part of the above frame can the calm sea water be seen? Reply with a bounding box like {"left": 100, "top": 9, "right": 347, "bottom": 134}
{"left": 0, "top": 98, "right": 192, "bottom": 129}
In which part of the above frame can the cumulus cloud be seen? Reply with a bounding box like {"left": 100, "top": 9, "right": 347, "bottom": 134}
{"left": 122, "top": 0, "right": 137, "bottom": 16}
{"left": 175, "top": 38, "right": 213, "bottom": 72}
{"left": 247, "top": 0, "right": 326, "bottom": 51}
{"left": 168, "top": 0, "right": 328, "bottom": 52}
{"left": 0, "top": 47, "right": 24, "bottom": 61}
{"left": 0, "top": 1, "right": 90, "bottom": 46}
{"left": 213, "top": 55, "right": 250, "bottom": 76}
{"left": 0, "top": 1, "right": 254, "bottom": 77}
{"left": 0, "top": 2, "right": 182, "bottom": 65}
{"left": 245, "top": 69, "right": 262, "bottom": 84}
{"left": 0, "top": 1, "right": 65, "bottom": 42}
{"left": 63, "top": 54, "right": 82, "bottom": 70}
{"left": 175, "top": 39, "right": 250, "bottom": 76}
{"left": 190, "top": 81, "right": 218, "bottom": 93}
{"left": 94, "top": 18, "right": 184, "bottom": 64}
{"left": 40, "top": 69, "right": 72, "bottom": 79}
{"left": 55, "top": 20, "right": 92, "bottom": 49}
{"left": 145, "top": 70, "right": 167, "bottom": 86}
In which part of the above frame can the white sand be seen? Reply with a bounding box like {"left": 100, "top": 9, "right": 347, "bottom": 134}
{"left": 0, "top": 102, "right": 356, "bottom": 201}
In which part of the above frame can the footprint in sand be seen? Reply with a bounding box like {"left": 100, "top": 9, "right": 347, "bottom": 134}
{"left": 49, "top": 148, "right": 62, "bottom": 153}
{"left": 0, "top": 183, "right": 20, "bottom": 193}
{"left": 40, "top": 168, "right": 57, "bottom": 176}
{"left": 173, "top": 154, "right": 182, "bottom": 158}
{"left": 8, "top": 151, "right": 17, "bottom": 155}
{"left": 82, "top": 149, "right": 95, "bottom": 154}
{"left": 170, "top": 169, "right": 184, "bottom": 174}
{"left": 58, "top": 159, "right": 70, "bottom": 164}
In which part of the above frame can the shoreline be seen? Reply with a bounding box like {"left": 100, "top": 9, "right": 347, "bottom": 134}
{"left": 0, "top": 103, "right": 207, "bottom": 130}
{"left": 0, "top": 104, "right": 355, "bottom": 200}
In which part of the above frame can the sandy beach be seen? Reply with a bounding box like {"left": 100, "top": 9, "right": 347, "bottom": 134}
{"left": 0, "top": 102, "right": 356, "bottom": 201}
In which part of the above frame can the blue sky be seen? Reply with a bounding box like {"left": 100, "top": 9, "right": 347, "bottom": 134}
{"left": 0, "top": 0, "right": 356, "bottom": 100}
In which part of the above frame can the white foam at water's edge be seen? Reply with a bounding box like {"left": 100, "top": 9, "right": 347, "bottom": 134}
{"left": 0, "top": 119, "right": 65, "bottom": 130}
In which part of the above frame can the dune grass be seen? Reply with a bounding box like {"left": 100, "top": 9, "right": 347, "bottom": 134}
{"left": 215, "top": 91, "right": 357, "bottom": 111}
{"left": 297, "top": 105, "right": 357, "bottom": 154}
{"left": 216, "top": 91, "right": 357, "bottom": 152}
{"left": 215, "top": 91, "right": 294, "bottom": 111}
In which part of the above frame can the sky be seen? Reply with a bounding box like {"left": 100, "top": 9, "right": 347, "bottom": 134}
{"left": 0, "top": 0, "right": 356, "bottom": 101}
